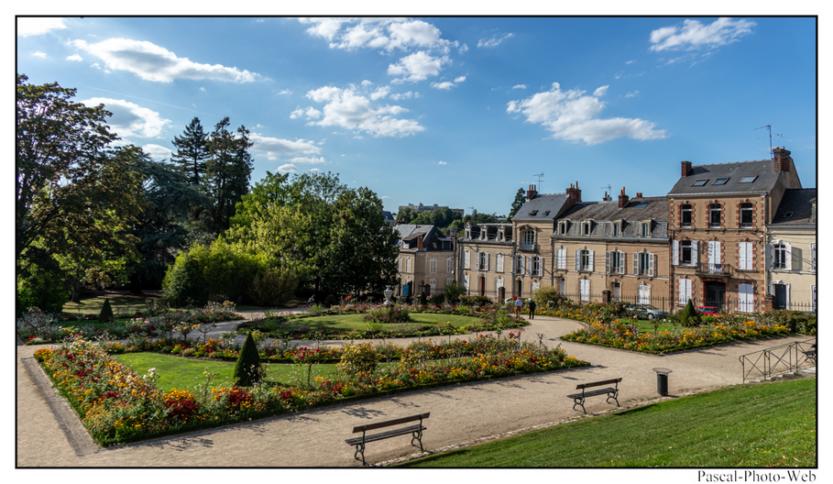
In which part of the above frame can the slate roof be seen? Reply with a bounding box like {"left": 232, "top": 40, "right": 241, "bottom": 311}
{"left": 554, "top": 196, "right": 669, "bottom": 241}
{"left": 460, "top": 223, "right": 513, "bottom": 244}
{"left": 394, "top": 224, "right": 434, "bottom": 241}
{"left": 512, "top": 194, "right": 570, "bottom": 222}
{"left": 394, "top": 224, "right": 453, "bottom": 251}
{"left": 668, "top": 160, "right": 781, "bottom": 196}
{"left": 770, "top": 189, "right": 817, "bottom": 227}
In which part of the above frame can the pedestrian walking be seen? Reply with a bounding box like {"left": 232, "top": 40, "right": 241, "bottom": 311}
{"left": 528, "top": 298, "right": 537, "bottom": 319}
{"left": 514, "top": 296, "right": 523, "bottom": 318}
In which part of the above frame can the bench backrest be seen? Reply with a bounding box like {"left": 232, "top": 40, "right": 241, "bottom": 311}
{"left": 352, "top": 412, "right": 430, "bottom": 433}
{"left": 576, "top": 378, "right": 622, "bottom": 390}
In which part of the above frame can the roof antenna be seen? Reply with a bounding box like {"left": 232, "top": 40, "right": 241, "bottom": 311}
{"left": 756, "top": 124, "right": 773, "bottom": 158}
{"left": 532, "top": 172, "right": 544, "bottom": 193}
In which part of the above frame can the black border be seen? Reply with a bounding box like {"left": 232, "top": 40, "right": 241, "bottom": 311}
{"left": 14, "top": 13, "right": 819, "bottom": 471}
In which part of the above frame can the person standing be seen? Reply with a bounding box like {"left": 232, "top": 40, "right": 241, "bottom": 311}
{"left": 528, "top": 298, "right": 537, "bottom": 319}
{"left": 514, "top": 296, "right": 523, "bottom": 318}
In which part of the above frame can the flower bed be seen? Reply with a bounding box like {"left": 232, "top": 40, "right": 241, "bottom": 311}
{"left": 561, "top": 319, "right": 792, "bottom": 354}
{"left": 36, "top": 334, "right": 587, "bottom": 446}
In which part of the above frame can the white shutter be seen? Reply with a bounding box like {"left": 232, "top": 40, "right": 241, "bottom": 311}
{"left": 714, "top": 241, "right": 721, "bottom": 266}
{"left": 692, "top": 241, "right": 699, "bottom": 266}
{"left": 589, "top": 250, "right": 595, "bottom": 273}
{"left": 672, "top": 240, "right": 679, "bottom": 266}
{"left": 606, "top": 252, "right": 611, "bottom": 274}
{"left": 486, "top": 253, "right": 491, "bottom": 271}
{"left": 678, "top": 279, "right": 686, "bottom": 305}
{"left": 738, "top": 242, "right": 747, "bottom": 271}
{"left": 633, "top": 252, "right": 639, "bottom": 275}
{"left": 575, "top": 250, "right": 581, "bottom": 271}
{"left": 649, "top": 253, "right": 656, "bottom": 277}
{"left": 464, "top": 250, "right": 471, "bottom": 269}
{"left": 785, "top": 243, "right": 793, "bottom": 271}
{"left": 619, "top": 252, "right": 626, "bottom": 275}
{"left": 539, "top": 257, "right": 545, "bottom": 276}
{"left": 791, "top": 247, "right": 802, "bottom": 272}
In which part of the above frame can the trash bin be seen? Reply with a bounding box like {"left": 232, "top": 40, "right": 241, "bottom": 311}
{"left": 653, "top": 368, "right": 672, "bottom": 396}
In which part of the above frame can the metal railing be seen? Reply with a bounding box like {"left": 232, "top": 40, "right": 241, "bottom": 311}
{"left": 739, "top": 338, "right": 816, "bottom": 383}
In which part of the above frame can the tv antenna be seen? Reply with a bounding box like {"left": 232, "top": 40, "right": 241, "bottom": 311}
{"left": 532, "top": 172, "right": 544, "bottom": 192}
{"left": 755, "top": 124, "right": 781, "bottom": 158}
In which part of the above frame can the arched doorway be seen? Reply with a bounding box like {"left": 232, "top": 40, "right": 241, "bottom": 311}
{"left": 498, "top": 286, "right": 506, "bottom": 302}
{"left": 515, "top": 278, "right": 523, "bottom": 298}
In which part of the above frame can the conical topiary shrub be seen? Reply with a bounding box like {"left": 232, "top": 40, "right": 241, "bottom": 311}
{"left": 233, "top": 332, "right": 262, "bottom": 387}
{"left": 679, "top": 299, "right": 701, "bottom": 327}
{"left": 99, "top": 298, "right": 114, "bottom": 323}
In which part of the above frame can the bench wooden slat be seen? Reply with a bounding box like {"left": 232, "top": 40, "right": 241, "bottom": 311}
{"left": 345, "top": 424, "right": 425, "bottom": 445}
{"left": 576, "top": 378, "right": 622, "bottom": 390}
{"left": 567, "top": 387, "right": 615, "bottom": 399}
{"left": 351, "top": 412, "right": 430, "bottom": 433}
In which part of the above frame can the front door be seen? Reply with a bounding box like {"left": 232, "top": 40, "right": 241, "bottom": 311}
{"left": 479, "top": 276, "right": 486, "bottom": 297}
{"left": 705, "top": 282, "right": 725, "bottom": 310}
{"left": 773, "top": 283, "right": 788, "bottom": 310}
{"left": 738, "top": 283, "right": 754, "bottom": 313}
{"left": 498, "top": 286, "right": 506, "bottom": 302}
{"left": 515, "top": 279, "right": 523, "bottom": 298}
{"left": 611, "top": 281, "right": 621, "bottom": 301}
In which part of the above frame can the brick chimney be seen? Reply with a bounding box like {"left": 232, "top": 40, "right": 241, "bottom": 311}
{"left": 618, "top": 186, "right": 629, "bottom": 208}
{"left": 526, "top": 184, "right": 538, "bottom": 200}
{"left": 566, "top": 181, "right": 582, "bottom": 203}
{"left": 773, "top": 147, "right": 793, "bottom": 172}
{"left": 635, "top": 192, "right": 643, "bottom": 199}
{"left": 681, "top": 160, "right": 693, "bottom": 177}
{"left": 416, "top": 235, "right": 424, "bottom": 251}
{"left": 602, "top": 191, "right": 612, "bottom": 202}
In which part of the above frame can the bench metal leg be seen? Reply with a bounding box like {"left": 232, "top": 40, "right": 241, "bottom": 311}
{"left": 353, "top": 442, "right": 367, "bottom": 466}
{"left": 606, "top": 390, "right": 620, "bottom": 407}
{"left": 572, "top": 397, "right": 586, "bottom": 414}
{"left": 411, "top": 429, "right": 424, "bottom": 452}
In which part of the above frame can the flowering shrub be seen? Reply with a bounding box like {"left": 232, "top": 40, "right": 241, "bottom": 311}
{"left": 562, "top": 319, "right": 791, "bottom": 354}
{"left": 38, "top": 334, "right": 587, "bottom": 446}
{"left": 363, "top": 305, "right": 411, "bottom": 323}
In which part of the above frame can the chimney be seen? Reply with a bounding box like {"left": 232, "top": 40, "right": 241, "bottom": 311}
{"left": 618, "top": 186, "right": 629, "bottom": 208}
{"left": 566, "top": 181, "right": 582, "bottom": 203}
{"left": 416, "top": 235, "right": 424, "bottom": 250}
{"left": 526, "top": 184, "right": 538, "bottom": 200}
{"left": 681, "top": 160, "right": 693, "bottom": 177}
{"left": 773, "top": 147, "right": 793, "bottom": 172}
{"left": 635, "top": 192, "right": 643, "bottom": 199}
{"left": 602, "top": 191, "right": 612, "bottom": 202}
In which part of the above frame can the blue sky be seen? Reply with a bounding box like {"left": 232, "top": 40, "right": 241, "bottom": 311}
{"left": 17, "top": 16, "right": 816, "bottom": 214}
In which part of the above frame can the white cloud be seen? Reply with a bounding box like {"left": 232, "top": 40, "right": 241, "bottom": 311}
{"left": 295, "top": 85, "right": 424, "bottom": 137}
{"left": 66, "top": 53, "right": 83, "bottom": 62}
{"left": 70, "top": 38, "right": 260, "bottom": 83}
{"left": 81, "top": 97, "right": 170, "bottom": 139}
{"left": 624, "top": 90, "right": 640, "bottom": 99}
{"left": 276, "top": 88, "right": 293, "bottom": 96}
{"left": 32, "top": 51, "right": 48, "bottom": 59}
{"left": 249, "top": 132, "right": 324, "bottom": 164}
{"left": 290, "top": 106, "right": 322, "bottom": 120}
{"left": 389, "top": 91, "right": 419, "bottom": 101}
{"left": 650, "top": 18, "right": 755, "bottom": 53}
{"left": 477, "top": 32, "right": 514, "bottom": 48}
{"left": 512, "top": 84, "right": 527, "bottom": 90}
{"left": 370, "top": 85, "right": 390, "bottom": 100}
{"left": 436, "top": 160, "right": 448, "bottom": 166}
{"left": 506, "top": 82, "right": 666, "bottom": 145}
{"left": 277, "top": 163, "right": 297, "bottom": 174}
{"left": 290, "top": 156, "right": 327, "bottom": 165}
{"left": 301, "top": 18, "right": 453, "bottom": 53}
{"left": 453, "top": 75, "right": 466, "bottom": 83}
{"left": 432, "top": 75, "right": 466, "bottom": 90}
{"left": 17, "top": 18, "right": 66, "bottom": 37}
{"left": 593, "top": 85, "right": 609, "bottom": 97}
{"left": 388, "top": 51, "right": 447, "bottom": 82}
{"left": 142, "top": 143, "right": 173, "bottom": 161}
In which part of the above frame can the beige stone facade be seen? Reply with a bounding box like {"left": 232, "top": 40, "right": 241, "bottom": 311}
{"left": 394, "top": 224, "right": 455, "bottom": 299}
{"left": 458, "top": 224, "right": 514, "bottom": 301}
{"left": 767, "top": 188, "right": 817, "bottom": 311}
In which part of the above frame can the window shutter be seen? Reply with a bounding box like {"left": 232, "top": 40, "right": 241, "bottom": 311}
{"left": 539, "top": 257, "right": 545, "bottom": 276}
{"left": 785, "top": 243, "right": 792, "bottom": 271}
{"left": 633, "top": 252, "right": 639, "bottom": 275}
{"left": 605, "top": 252, "right": 611, "bottom": 274}
{"left": 767, "top": 244, "right": 774, "bottom": 269}
{"left": 714, "top": 241, "right": 722, "bottom": 265}
{"left": 692, "top": 241, "right": 699, "bottom": 266}
{"left": 649, "top": 253, "right": 656, "bottom": 277}
{"left": 589, "top": 250, "right": 595, "bottom": 273}
{"left": 486, "top": 253, "right": 491, "bottom": 271}
{"left": 575, "top": 250, "right": 581, "bottom": 271}
{"left": 619, "top": 252, "right": 626, "bottom": 275}
{"left": 738, "top": 242, "right": 746, "bottom": 271}
{"left": 672, "top": 240, "right": 679, "bottom": 266}
{"left": 791, "top": 247, "right": 802, "bottom": 272}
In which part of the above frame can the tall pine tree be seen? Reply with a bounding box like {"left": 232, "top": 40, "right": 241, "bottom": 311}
{"left": 171, "top": 117, "right": 209, "bottom": 185}
{"left": 205, "top": 117, "right": 253, "bottom": 233}
{"left": 509, "top": 187, "right": 526, "bottom": 219}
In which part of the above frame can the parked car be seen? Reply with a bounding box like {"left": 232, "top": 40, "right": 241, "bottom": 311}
{"left": 623, "top": 304, "right": 668, "bottom": 320}
{"left": 697, "top": 305, "right": 720, "bottom": 315}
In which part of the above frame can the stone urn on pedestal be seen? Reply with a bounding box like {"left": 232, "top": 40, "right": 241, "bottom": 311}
{"left": 383, "top": 286, "right": 394, "bottom": 306}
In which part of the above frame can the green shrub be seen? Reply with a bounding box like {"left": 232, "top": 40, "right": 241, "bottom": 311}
{"left": 429, "top": 293, "right": 446, "bottom": 306}
{"left": 679, "top": 299, "right": 701, "bottom": 327}
{"left": 443, "top": 281, "right": 465, "bottom": 305}
{"left": 251, "top": 267, "right": 298, "bottom": 306}
{"left": 363, "top": 305, "right": 411, "bottom": 323}
{"left": 763, "top": 310, "right": 816, "bottom": 335}
{"left": 162, "top": 245, "right": 210, "bottom": 306}
{"left": 460, "top": 295, "right": 493, "bottom": 307}
{"left": 99, "top": 299, "right": 114, "bottom": 322}
{"left": 233, "top": 332, "right": 262, "bottom": 387}
{"left": 534, "top": 287, "right": 567, "bottom": 309}
{"left": 16, "top": 262, "right": 68, "bottom": 314}
{"left": 337, "top": 343, "right": 378, "bottom": 382}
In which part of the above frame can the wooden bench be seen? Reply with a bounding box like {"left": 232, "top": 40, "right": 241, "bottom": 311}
{"left": 345, "top": 412, "right": 429, "bottom": 466}
{"left": 567, "top": 378, "right": 622, "bottom": 414}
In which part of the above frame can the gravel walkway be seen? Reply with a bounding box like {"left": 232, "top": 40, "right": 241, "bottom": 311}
{"left": 16, "top": 316, "right": 810, "bottom": 467}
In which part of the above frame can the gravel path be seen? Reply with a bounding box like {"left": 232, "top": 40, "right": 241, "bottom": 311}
{"left": 16, "top": 316, "right": 811, "bottom": 467}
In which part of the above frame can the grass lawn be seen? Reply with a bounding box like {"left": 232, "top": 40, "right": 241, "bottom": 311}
{"left": 628, "top": 319, "right": 681, "bottom": 333}
{"left": 63, "top": 293, "right": 158, "bottom": 318}
{"left": 406, "top": 378, "right": 816, "bottom": 468}
{"left": 245, "top": 312, "right": 489, "bottom": 339}
{"left": 115, "top": 352, "right": 350, "bottom": 391}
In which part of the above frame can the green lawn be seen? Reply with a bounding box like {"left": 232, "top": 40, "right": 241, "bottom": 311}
{"left": 115, "top": 352, "right": 345, "bottom": 391}
{"left": 628, "top": 319, "right": 681, "bottom": 333}
{"left": 63, "top": 293, "right": 158, "bottom": 318}
{"left": 244, "top": 312, "right": 488, "bottom": 338}
{"left": 407, "top": 378, "right": 816, "bottom": 468}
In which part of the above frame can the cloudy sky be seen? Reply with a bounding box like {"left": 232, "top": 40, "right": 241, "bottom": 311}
{"left": 17, "top": 16, "right": 816, "bottom": 213}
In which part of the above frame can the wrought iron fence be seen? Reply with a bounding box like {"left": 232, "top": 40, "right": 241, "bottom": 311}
{"left": 739, "top": 338, "right": 816, "bottom": 383}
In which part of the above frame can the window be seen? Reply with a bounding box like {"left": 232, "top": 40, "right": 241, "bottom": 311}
{"left": 446, "top": 257, "right": 453, "bottom": 274}
{"left": 812, "top": 285, "right": 817, "bottom": 312}
{"left": 478, "top": 252, "right": 488, "bottom": 271}
{"left": 635, "top": 252, "right": 654, "bottom": 276}
{"left": 515, "top": 255, "right": 524, "bottom": 275}
{"left": 429, "top": 279, "right": 437, "bottom": 294}
{"left": 557, "top": 221, "right": 569, "bottom": 235}
{"left": 531, "top": 256, "right": 543, "bottom": 276}
{"left": 523, "top": 229, "right": 535, "bottom": 247}
{"left": 611, "top": 221, "right": 621, "bottom": 237}
{"left": 680, "top": 204, "right": 692, "bottom": 227}
{"left": 580, "top": 279, "right": 590, "bottom": 303}
{"left": 581, "top": 221, "right": 592, "bottom": 236}
{"left": 496, "top": 253, "right": 505, "bottom": 273}
{"left": 479, "top": 229, "right": 487, "bottom": 240}
{"left": 463, "top": 274, "right": 469, "bottom": 290}
{"left": 608, "top": 251, "right": 625, "bottom": 275}
{"left": 638, "top": 284, "right": 651, "bottom": 305}
{"left": 556, "top": 246, "right": 567, "bottom": 270}
{"left": 641, "top": 221, "right": 651, "bottom": 238}
{"left": 713, "top": 177, "right": 730, "bottom": 185}
{"left": 692, "top": 179, "right": 709, "bottom": 187}
{"left": 738, "top": 241, "right": 754, "bottom": 271}
{"left": 405, "top": 257, "right": 412, "bottom": 273}
{"left": 739, "top": 176, "right": 758, "bottom": 183}
{"left": 532, "top": 279, "right": 540, "bottom": 291}
{"left": 738, "top": 283, "right": 754, "bottom": 313}
{"left": 577, "top": 249, "right": 593, "bottom": 272}
{"left": 772, "top": 242, "right": 789, "bottom": 270}
{"left": 463, "top": 249, "right": 471, "bottom": 269}
{"left": 679, "top": 240, "right": 694, "bottom": 265}
{"left": 739, "top": 202, "right": 754, "bottom": 228}
{"left": 709, "top": 203, "right": 722, "bottom": 228}
{"left": 429, "top": 257, "right": 437, "bottom": 273}
{"left": 707, "top": 240, "right": 722, "bottom": 273}
{"left": 678, "top": 278, "right": 692, "bottom": 306}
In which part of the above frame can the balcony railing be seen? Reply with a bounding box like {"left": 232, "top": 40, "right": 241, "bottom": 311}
{"left": 694, "top": 262, "right": 732, "bottom": 276}
{"left": 518, "top": 243, "right": 538, "bottom": 252}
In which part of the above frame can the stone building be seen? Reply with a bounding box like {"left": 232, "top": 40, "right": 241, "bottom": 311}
{"left": 666, "top": 148, "right": 802, "bottom": 312}
{"left": 457, "top": 223, "right": 514, "bottom": 301}
{"left": 767, "top": 188, "right": 817, "bottom": 311}
{"left": 394, "top": 224, "right": 455, "bottom": 299}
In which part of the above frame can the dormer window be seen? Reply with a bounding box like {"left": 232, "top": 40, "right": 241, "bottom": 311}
{"left": 692, "top": 179, "right": 709, "bottom": 187}
{"left": 557, "top": 220, "right": 569, "bottom": 235}
{"left": 713, "top": 177, "right": 730, "bottom": 185}
{"left": 465, "top": 226, "right": 472, "bottom": 239}
{"left": 641, "top": 221, "right": 652, "bottom": 238}
{"left": 529, "top": 210, "right": 538, "bottom": 216}
{"left": 479, "top": 228, "right": 487, "bottom": 240}
{"left": 581, "top": 221, "right": 592, "bottom": 236}
{"left": 612, "top": 220, "right": 622, "bottom": 237}
{"left": 739, "top": 176, "right": 758, "bottom": 184}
